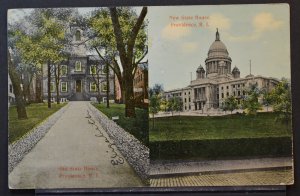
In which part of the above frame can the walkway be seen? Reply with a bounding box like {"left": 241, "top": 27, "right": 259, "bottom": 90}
{"left": 150, "top": 157, "right": 293, "bottom": 186}
{"left": 9, "top": 101, "right": 143, "bottom": 189}
{"left": 150, "top": 157, "right": 293, "bottom": 176}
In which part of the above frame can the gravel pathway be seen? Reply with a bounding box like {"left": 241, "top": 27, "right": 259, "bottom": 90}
{"left": 88, "top": 103, "right": 149, "bottom": 182}
{"left": 8, "top": 103, "right": 70, "bottom": 173}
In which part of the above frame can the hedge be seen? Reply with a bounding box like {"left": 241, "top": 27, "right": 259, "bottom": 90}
{"left": 150, "top": 136, "right": 292, "bottom": 160}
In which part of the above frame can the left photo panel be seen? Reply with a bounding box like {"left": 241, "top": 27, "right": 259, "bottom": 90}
{"left": 7, "top": 7, "right": 149, "bottom": 189}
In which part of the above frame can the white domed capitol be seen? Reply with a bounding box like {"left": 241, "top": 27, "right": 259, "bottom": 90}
{"left": 164, "top": 29, "right": 279, "bottom": 112}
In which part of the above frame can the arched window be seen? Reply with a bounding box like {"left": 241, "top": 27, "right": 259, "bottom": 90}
{"left": 75, "top": 30, "right": 81, "bottom": 41}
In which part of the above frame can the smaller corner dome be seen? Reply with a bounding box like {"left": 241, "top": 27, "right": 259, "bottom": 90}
{"left": 232, "top": 66, "right": 240, "bottom": 72}
{"left": 196, "top": 65, "right": 205, "bottom": 73}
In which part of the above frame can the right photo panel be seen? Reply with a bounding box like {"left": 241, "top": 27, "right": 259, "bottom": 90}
{"left": 148, "top": 4, "right": 293, "bottom": 187}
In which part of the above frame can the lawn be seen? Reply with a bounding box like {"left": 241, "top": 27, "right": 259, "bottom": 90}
{"left": 9, "top": 102, "right": 67, "bottom": 144}
{"left": 149, "top": 112, "right": 292, "bottom": 160}
{"left": 93, "top": 103, "right": 149, "bottom": 145}
{"left": 150, "top": 112, "right": 292, "bottom": 142}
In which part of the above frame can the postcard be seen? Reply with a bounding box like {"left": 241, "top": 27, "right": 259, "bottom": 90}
{"left": 7, "top": 4, "right": 293, "bottom": 189}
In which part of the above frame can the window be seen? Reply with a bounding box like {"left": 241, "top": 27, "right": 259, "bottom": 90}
{"left": 61, "top": 65, "right": 67, "bottom": 76}
{"left": 102, "top": 65, "right": 108, "bottom": 74}
{"left": 61, "top": 82, "right": 67, "bottom": 92}
{"left": 238, "top": 91, "right": 241, "bottom": 96}
{"left": 221, "top": 87, "right": 223, "bottom": 90}
{"left": 189, "top": 97, "right": 191, "bottom": 102}
{"left": 184, "top": 98, "right": 186, "bottom": 103}
{"left": 226, "top": 86, "right": 229, "bottom": 89}
{"left": 221, "top": 93, "right": 224, "bottom": 98}
{"left": 233, "top": 85, "right": 235, "bottom": 88}
{"left": 50, "top": 66, "right": 55, "bottom": 76}
{"left": 75, "top": 61, "right": 82, "bottom": 72}
{"left": 9, "top": 84, "right": 13, "bottom": 93}
{"left": 101, "top": 82, "right": 107, "bottom": 92}
{"left": 90, "top": 65, "right": 97, "bottom": 75}
{"left": 50, "top": 82, "right": 55, "bottom": 92}
{"left": 238, "top": 84, "right": 240, "bottom": 88}
{"left": 90, "top": 82, "right": 97, "bottom": 92}
{"left": 75, "top": 30, "right": 81, "bottom": 41}
{"left": 226, "top": 92, "right": 229, "bottom": 97}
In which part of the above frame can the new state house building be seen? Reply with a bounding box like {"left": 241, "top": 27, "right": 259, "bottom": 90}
{"left": 164, "top": 29, "right": 279, "bottom": 112}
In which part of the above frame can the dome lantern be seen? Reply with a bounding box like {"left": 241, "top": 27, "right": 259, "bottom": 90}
{"left": 196, "top": 65, "right": 205, "bottom": 79}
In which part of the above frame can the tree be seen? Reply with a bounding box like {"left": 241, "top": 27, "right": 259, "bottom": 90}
{"left": 7, "top": 23, "right": 29, "bottom": 119}
{"left": 242, "top": 84, "right": 262, "bottom": 115}
{"left": 224, "top": 95, "right": 238, "bottom": 114}
{"left": 8, "top": 50, "right": 28, "bottom": 119}
{"left": 90, "top": 63, "right": 103, "bottom": 104}
{"left": 109, "top": 7, "right": 148, "bottom": 117}
{"left": 15, "top": 8, "right": 74, "bottom": 108}
{"left": 269, "top": 79, "right": 292, "bottom": 127}
{"left": 149, "top": 94, "right": 161, "bottom": 129}
{"left": 16, "top": 63, "right": 38, "bottom": 104}
{"left": 159, "top": 98, "right": 168, "bottom": 112}
{"left": 149, "top": 84, "right": 164, "bottom": 128}
{"left": 262, "top": 89, "right": 273, "bottom": 112}
{"left": 149, "top": 83, "right": 164, "bottom": 97}
{"left": 167, "top": 96, "right": 183, "bottom": 116}
{"left": 88, "top": 7, "right": 148, "bottom": 116}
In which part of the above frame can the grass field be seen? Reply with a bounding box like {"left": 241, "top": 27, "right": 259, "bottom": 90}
{"left": 93, "top": 103, "right": 149, "bottom": 145}
{"left": 9, "top": 103, "right": 67, "bottom": 144}
{"left": 150, "top": 112, "right": 292, "bottom": 142}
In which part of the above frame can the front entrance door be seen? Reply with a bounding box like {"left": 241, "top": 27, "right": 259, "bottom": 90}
{"left": 76, "top": 80, "right": 81, "bottom": 92}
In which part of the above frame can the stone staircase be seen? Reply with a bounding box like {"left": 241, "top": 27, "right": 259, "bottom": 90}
{"left": 69, "top": 92, "right": 86, "bottom": 101}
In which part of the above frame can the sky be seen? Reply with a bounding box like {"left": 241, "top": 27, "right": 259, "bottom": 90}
{"left": 147, "top": 4, "right": 290, "bottom": 90}
{"left": 8, "top": 5, "right": 290, "bottom": 91}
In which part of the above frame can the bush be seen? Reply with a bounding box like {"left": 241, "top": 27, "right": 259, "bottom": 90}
{"left": 150, "top": 136, "right": 292, "bottom": 160}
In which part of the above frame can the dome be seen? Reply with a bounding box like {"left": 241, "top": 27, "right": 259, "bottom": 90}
{"left": 207, "top": 29, "right": 229, "bottom": 58}
{"left": 196, "top": 65, "right": 205, "bottom": 73}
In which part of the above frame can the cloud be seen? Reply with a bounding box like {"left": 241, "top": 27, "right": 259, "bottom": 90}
{"left": 253, "top": 12, "right": 283, "bottom": 33}
{"left": 228, "top": 12, "right": 283, "bottom": 42}
{"left": 208, "top": 13, "right": 231, "bottom": 31}
{"left": 161, "top": 22, "right": 191, "bottom": 40}
{"left": 181, "top": 42, "right": 199, "bottom": 53}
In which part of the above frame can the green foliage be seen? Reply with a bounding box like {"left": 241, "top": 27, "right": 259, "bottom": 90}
{"left": 223, "top": 95, "right": 238, "bottom": 113}
{"left": 12, "top": 9, "right": 73, "bottom": 66}
{"left": 150, "top": 137, "right": 292, "bottom": 160}
{"left": 167, "top": 97, "right": 183, "bottom": 114}
{"left": 9, "top": 103, "right": 66, "bottom": 143}
{"left": 269, "top": 79, "right": 292, "bottom": 125}
{"left": 149, "top": 83, "right": 164, "bottom": 97}
{"left": 149, "top": 95, "right": 161, "bottom": 116}
{"left": 159, "top": 98, "right": 168, "bottom": 112}
{"left": 88, "top": 7, "right": 147, "bottom": 62}
{"left": 242, "top": 84, "right": 262, "bottom": 115}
